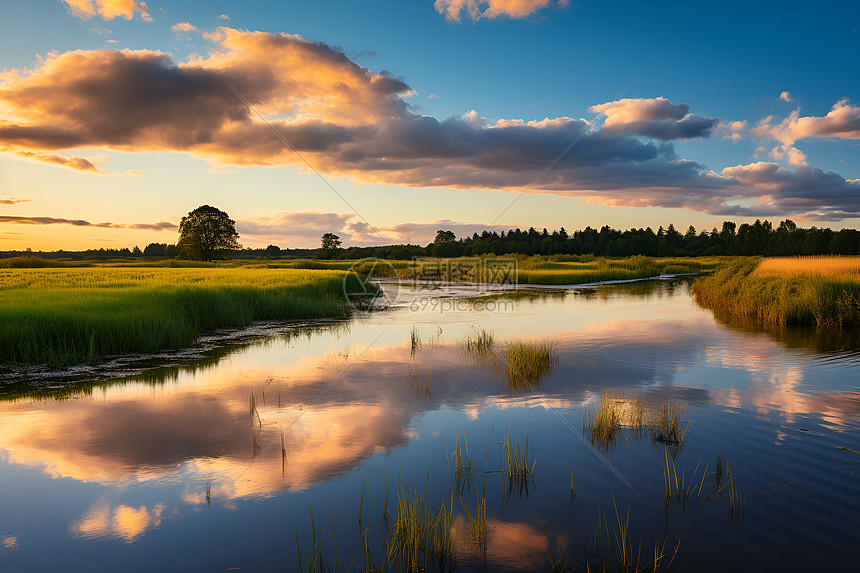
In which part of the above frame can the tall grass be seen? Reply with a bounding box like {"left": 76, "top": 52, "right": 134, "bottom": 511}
{"left": 387, "top": 477, "right": 457, "bottom": 571}
{"left": 692, "top": 257, "right": 860, "bottom": 328}
{"left": 462, "top": 328, "right": 495, "bottom": 362}
{"left": 587, "top": 496, "right": 678, "bottom": 573}
{"left": 0, "top": 267, "right": 364, "bottom": 366}
{"left": 505, "top": 339, "right": 557, "bottom": 391}
{"left": 583, "top": 393, "right": 689, "bottom": 453}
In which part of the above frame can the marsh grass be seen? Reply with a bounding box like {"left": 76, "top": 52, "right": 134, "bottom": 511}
{"left": 662, "top": 448, "right": 708, "bottom": 503}
{"left": 584, "top": 394, "right": 690, "bottom": 453}
{"left": 587, "top": 496, "right": 678, "bottom": 573}
{"left": 505, "top": 339, "right": 558, "bottom": 391}
{"left": 462, "top": 328, "right": 495, "bottom": 362}
{"left": 707, "top": 455, "right": 744, "bottom": 523}
{"left": 650, "top": 405, "right": 690, "bottom": 455}
{"left": 584, "top": 393, "right": 644, "bottom": 450}
{"left": 504, "top": 433, "right": 536, "bottom": 498}
{"left": 387, "top": 477, "right": 457, "bottom": 571}
{"left": 295, "top": 508, "right": 338, "bottom": 573}
{"left": 460, "top": 460, "right": 489, "bottom": 564}
{"left": 0, "top": 267, "right": 362, "bottom": 366}
{"left": 692, "top": 257, "right": 860, "bottom": 328}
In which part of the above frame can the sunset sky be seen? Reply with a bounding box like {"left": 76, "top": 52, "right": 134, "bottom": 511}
{"left": 1, "top": 0, "right": 859, "bottom": 250}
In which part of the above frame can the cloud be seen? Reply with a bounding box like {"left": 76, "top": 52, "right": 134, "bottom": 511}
{"left": 128, "top": 221, "right": 177, "bottom": 230}
{"left": 234, "top": 211, "right": 513, "bottom": 247}
{"left": 0, "top": 215, "right": 175, "bottom": 230}
{"left": 589, "top": 97, "right": 717, "bottom": 140}
{"left": 14, "top": 150, "right": 106, "bottom": 173}
{"left": 60, "top": 0, "right": 152, "bottom": 22}
{"left": 348, "top": 218, "right": 512, "bottom": 245}
{"left": 1, "top": 28, "right": 858, "bottom": 220}
{"left": 714, "top": 120, "right": 747, "bottom": 142}
{"left": 780, "top": 91, "right": 793, "bottom": 103}
{"left": 434, "top": 0, "right": 565, "bottom": 23}
{"left": 8, "top": 150, "right": 138, "bottom": 175}
{"left": 71, "top": 499, "right": 166, "bottom": 542}
{"left": 749, "top": 98, "right": 860, "bottom": 169}
{"left": 237, "top": 212, "right": 355, "bottom": 241}
{"left": 217, "top": 14, "right": 230, "bottom": 20}
{"left": 0, "top": 198, "right": 28, "bottom": 205}
{"left": 718, "top": 162, "right": 860, "bottom": 219}
{"left": 170, "top": 22, "right": 197, "bottom": 34}
{"left": 752, "top": 98, "right": 860, "bottom": 145}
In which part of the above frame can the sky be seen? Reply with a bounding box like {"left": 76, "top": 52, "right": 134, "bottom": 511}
{"left": 0, "top": 0, "right": 858, "bottom": 250}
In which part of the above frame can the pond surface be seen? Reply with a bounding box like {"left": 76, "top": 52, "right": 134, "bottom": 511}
{"left": 1, "top": 280, "right": 859, "bottom": 572}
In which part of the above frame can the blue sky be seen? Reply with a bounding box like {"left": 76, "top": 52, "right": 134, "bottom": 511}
{"left": 1, "top": 0, "right": 858, "bottom": 249}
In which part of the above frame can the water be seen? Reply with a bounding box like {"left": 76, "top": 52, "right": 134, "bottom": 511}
{"left": 1, "top": 280, "right": 859, "bottom": 571}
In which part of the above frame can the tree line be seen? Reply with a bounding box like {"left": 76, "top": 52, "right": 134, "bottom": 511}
{"left": 3, "top": 217, "right": 858, "bottom": 262}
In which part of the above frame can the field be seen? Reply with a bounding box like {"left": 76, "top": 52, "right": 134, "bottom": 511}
{"left": 0, "top": 267, "right": 362, "bottom": 366}
{"left": 3, "top": 254, "right": 856, "bottom": 368}
{"left": 691, "top": 256, "right": 860, "bottom": 328}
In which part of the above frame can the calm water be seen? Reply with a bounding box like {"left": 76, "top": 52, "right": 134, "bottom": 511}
{"left": 1, "top": 280, "right": 859, "bottom": 572}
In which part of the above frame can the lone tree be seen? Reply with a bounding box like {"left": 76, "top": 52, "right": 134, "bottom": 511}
{"left": 178, "top": 205, "right": 240, "bottom": 261}
{"left": 320, "top": 233, "right": 342, "bottom": 250}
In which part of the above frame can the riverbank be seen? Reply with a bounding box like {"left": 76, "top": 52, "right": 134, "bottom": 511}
{"left": 691, "top": 256, "right": 860, "bottom": 328}
{"left": 0, "top": 267, "right": 361, "bottom": 367}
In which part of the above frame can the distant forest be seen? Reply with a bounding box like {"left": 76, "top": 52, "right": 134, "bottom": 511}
{"left": 3, "top": 219, "right": 860, "bottom": 261}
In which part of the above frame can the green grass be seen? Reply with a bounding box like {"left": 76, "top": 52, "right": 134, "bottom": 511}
{"left": 587, "top": 496, "right": 679, "bottom": 573}
{"left": 395, "top": 254, "right": 720, "bottom": 286}
{"left": 505, "top": 339, "right": 557, "bottom": 390}
{"left": 0, "top": 267, "right": 365, "bottom": 366}
{"left": 692, "top": 257, "right": 860, "bottom": 328}
{"left": 462, "top": 328, "right": 495, "bottom": 362}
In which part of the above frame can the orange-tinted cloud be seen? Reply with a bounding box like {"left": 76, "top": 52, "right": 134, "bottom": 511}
{"left": 0, "top": 198, "right": 28, "bottom": 205}
{"left": 1, "top": 29, "right": 858, "bottom": 219}
{"left": 171, "top": 22, "right": 198, "bottom": 34}
{"left": 434, "top": 0, "right": 565, "bottom": 23}
{"left": 0, "top": 215, "right": 175, "bottom": 229}
{"left": 14, "top": 150, "right": 106, "bottom": 173}
{"left": 71, "top": 499, "right": 166, "bottom": 542}
{"left": 61, "top": 0, "right": 152, "bottom": 22}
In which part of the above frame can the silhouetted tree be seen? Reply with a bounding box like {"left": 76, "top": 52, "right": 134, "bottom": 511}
{"left": 320, "top": 233, "right": 342, "bottom": 250}
{"left": 178, "top": 205, "right": 240, "bottom": 261}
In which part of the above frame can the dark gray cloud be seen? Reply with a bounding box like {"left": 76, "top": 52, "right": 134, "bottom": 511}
{"left": 0, "top": 29, "right": 858, "bottom": 220}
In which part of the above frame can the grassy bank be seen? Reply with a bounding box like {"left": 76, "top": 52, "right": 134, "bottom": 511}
{"left": 0, "top": 267, "right": 361, "bottom": 367}
{"left": 395, "top": 254, "right": 722, "bottom": 285}
{"left": 691, "top": 256, "right": 860, "bottom": 328}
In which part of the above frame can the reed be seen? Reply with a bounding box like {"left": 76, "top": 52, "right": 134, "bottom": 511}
{"left": 692, "top": 257, "right": 860, "bottom": 328}
{"left": 0, "top": 267, "right": 362, "bottom": 366}
{"left": 662, "top": 448, "right": 708, "bottom": 502}
{"left": 410, "top": 326, "right": 421, "bottom": 356}
{"left": 504, "top": 433, "right": 536, "bottom": 498}
{"left": 587, "top": 496, "right": 678, "bottom": 573}
{"left": 707, "top": 456, "right": 745, "bottom": 522}
{"left": 387, "top": 476, "right": 457, "bottom": 571}
{"left": 462, "top": 328, "right": 495, "bottom": 362}
{"left": 460, "top": 479, "right": 488, "bottom": 563}
{"left": 295, "top": 508, "right": 337, "bottom": 573}
{"left": 505, "top": 339, "right": 557, "bottom": 390}
{"left": 650, "top": 404, "right": 690, "bottom": 452}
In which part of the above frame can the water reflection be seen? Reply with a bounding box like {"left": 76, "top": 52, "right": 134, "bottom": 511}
{"left": 71, "top": 499, "right": 168, "bottom": 542}
{"left": 0, "top": 280, "right": 859, "bottom": 572}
